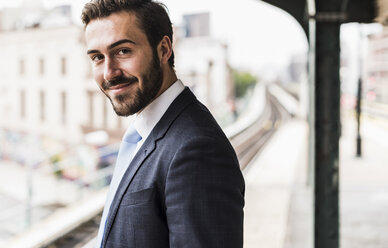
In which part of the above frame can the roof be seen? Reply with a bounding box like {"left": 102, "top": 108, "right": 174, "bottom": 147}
{"left": 259, "top": 0, "right": 378, "bottom": 36}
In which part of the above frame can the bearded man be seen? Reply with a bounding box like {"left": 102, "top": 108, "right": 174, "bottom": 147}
{"left": 82, "top": 1, "right": 244, "bottom": 247}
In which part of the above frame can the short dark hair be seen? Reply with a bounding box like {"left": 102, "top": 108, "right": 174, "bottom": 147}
{"left": 81, "top": 0, "right": 175, "bottom": 67}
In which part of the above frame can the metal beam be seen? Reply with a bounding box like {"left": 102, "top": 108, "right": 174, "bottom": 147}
{"left": 253, "top": 1, "right": 377, "bottom": 248}
{"left": 346, "top": 0, "right": 377, "bottom": 23}
{"left": 259, "top": 0, "right": 377, "bottom": 35}
{"left": 313, "top": 1, "right": 342, "bottom": 247}
{"left": 259, "top": 0, "right": 309, "bottom": 35}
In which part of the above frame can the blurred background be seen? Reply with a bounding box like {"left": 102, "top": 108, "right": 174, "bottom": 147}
{"left": 0, "top": 0, "right": 387, "bottom": 247}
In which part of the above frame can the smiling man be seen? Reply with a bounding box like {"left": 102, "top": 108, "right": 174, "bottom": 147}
{"left": 82, "top": 1, "right": 244, "bottom": 247}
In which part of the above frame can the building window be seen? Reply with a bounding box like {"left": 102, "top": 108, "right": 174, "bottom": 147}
{"left": 61, "top": 91, "right": 67, "bottom": 124}
{"left": 19, "top": 59, "right": 25, "bottom": 76}
{"left": 40, "top": 91, "right": 45, "bottom": 121}
{"left": 39, "top": 57, "right": 45, "bottom": 76}
{"left": 61, "top": 57, "right": 67, "bottom": 75}
{"left": 20, "top": 90, "right": 25, "bottom": 118}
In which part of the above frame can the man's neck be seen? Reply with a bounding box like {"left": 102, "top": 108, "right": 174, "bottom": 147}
{"left": 155, "top": 67, "right": 178, "bottom": 100}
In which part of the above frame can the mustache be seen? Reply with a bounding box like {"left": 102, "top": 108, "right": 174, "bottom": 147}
{"left": 102, "top": 76, "right": 138, "bottom": 90}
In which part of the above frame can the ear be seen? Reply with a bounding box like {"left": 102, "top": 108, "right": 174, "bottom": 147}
{"left": 157, "top": 36, "right": 173, "bottom": 65}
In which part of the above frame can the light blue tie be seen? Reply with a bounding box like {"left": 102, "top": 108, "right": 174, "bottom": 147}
{"left": 96, "top": 128, "right": 142, "bottom": 248}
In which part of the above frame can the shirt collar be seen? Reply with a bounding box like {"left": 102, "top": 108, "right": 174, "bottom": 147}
{"left": 133, "top": 79, "right": 185, "bottom": 140}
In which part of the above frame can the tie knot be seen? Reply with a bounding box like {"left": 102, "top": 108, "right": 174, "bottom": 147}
{"left": 123, "top": 129, "right": 142, "bottom": 144}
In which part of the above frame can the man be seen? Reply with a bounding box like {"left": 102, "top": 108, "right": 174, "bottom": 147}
{"left": 81, "top": 0, "right": 245, "bottom": 247}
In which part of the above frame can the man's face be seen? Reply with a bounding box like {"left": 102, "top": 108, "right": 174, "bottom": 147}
{"left": 85, "top": 11, "right": 163, "bottom": 116}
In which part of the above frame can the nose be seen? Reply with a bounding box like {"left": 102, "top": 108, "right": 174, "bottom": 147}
{"left": 103, "top": 58, "right": 122, "bottom": 82}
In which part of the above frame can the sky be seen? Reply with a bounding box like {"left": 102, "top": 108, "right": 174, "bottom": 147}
{"left": 159, "top": 0, "right": 309, "bottom": 71}
{"left": 0, "top": 0, "right": 309, "bottom": 73}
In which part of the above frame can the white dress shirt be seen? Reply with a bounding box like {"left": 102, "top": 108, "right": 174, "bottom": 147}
{"left": 133, "top": 79, "right": 185, "bottom": 154}
{"left": 96, "top": 79, "right": 184, "bottom": 247}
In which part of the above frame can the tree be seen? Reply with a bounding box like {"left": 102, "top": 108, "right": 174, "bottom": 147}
{"left": 233, "top": 70, "right": 258, "bottom": 98}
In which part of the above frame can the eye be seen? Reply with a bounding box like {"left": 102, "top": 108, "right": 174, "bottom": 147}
{"left": 91, "top": 54, "right": 104, "bottom": 63}
{"left": 117, "top": 48, "right": 132, "bottom": 55}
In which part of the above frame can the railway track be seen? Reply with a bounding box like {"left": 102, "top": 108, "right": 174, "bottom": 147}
{"left": 42, "top": 215, "right": 101, "bottom": 248}
{"left": 42, "top": 86, "right": 292, "bottom": 248}
{"left": 231, "top": 89, "right": 290, "bottom": 170}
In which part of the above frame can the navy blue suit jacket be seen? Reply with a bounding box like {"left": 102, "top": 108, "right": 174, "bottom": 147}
{"left": 102, "top": 87, "right": 245, "bottom": 248}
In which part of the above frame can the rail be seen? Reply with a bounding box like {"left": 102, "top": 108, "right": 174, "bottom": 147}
{"left": 231, "top": 89, "right": 291, "bottom": 170}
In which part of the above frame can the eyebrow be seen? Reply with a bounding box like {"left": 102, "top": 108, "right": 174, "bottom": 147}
{"left": 86, "top": 39, "right": 136, "bottom": 55}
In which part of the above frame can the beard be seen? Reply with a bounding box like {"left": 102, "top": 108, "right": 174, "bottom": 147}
{"left": 101, "top": 51, "right": 163, "bottom": 116}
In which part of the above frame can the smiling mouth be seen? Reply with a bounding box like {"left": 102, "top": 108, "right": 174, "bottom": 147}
{"left": 109, "top": 83, "right": 131, "bottom": 90}
{"left": 107, "top": 78, "right": 139, "bottom": 94}
{"left": 108, "top": 83, "right": 135, "bottom": 96}
{"left": 103, "top": 76, "right": 138, "bottom": 92}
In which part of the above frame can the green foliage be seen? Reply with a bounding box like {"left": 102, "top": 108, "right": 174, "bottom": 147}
{"left": 50, "top": 154, "right": 63, "bottom": 178}
{"left": 233, "top": 70, "right": 258, "bottom": 98}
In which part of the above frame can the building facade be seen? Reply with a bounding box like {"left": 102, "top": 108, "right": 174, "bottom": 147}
{"left": 0, "top": 9, "right": 234, "bottom": 156}
{"left": 174, "top": 13, "right": 234, "bottom": 124}
{"left": 0, "top": 25, "right": 128, "bottom": 149}
{"left": 366, "top": 27, "right": 388, "bottom": 104}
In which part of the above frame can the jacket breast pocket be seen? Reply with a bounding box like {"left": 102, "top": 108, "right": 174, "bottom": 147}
{"left": 120, "top": 187, "right": 155, "bottom": 206}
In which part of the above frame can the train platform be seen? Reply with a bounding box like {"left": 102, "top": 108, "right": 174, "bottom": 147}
{"left": 243, "top": 111, "right": 388, "bottom": 248}
{"left": 286, "top": 112, "right": 388, "bottom": 248}
{"left": 338, "top": 113, "right": 388, "bottom": 248}
{"left": 243, "top": 118, "right": 308, "bottom": 248}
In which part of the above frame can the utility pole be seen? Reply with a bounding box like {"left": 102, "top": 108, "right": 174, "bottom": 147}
{"left": 356, "top": 76, "right": 362, "bottom": 156}
{"left": 356, "top": 24, "right": 363, "bottom": 157}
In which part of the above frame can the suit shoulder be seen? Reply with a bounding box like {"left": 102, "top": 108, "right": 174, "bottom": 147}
{"left": 172, "top": 99, "right": 225, "bottom": 138}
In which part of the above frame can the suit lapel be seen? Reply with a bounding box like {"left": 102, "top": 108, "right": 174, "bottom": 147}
{"left": 102, "top": 87, "right": 196, "bottom": 246}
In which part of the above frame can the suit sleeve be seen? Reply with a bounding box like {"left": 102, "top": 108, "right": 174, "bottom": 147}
{"left": 165, "top": 135, "right": 245, "bottom": 248}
